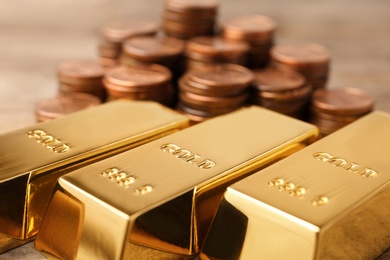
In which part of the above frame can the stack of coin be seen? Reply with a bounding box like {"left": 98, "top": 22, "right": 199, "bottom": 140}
{"left": 162, "top": 0, "right": 218, "bottom": 40}
{"left": 35, "top": 93, "right": 101, "bottom": 122}
{"left": 57, "top": 60, "right": 106, "bottom": 100}
{"left": 221, "top": 15, "right": 276, "bottom": 69}
{"left": 177, "top": 64, "right": 254, "bottom": 123}
{"left": 270, "top": 43, "right": 331, "bottom": 89}
{"left": 185, "top": 36, "right": 249, "bottom": 70}
{"left": 121, "top": 35, "right": 185, "bottom": 79}
{"left": 98, "top": 18, "right": 159, "bottom": 68}
{"left": 251, "top": 67, "right": 311, "bottom": 118}
{"left": 310, "top": 87, "right": 375, "bottom": 135}
{"left": 103, "top": 64, "right": 175, "bottom": 106}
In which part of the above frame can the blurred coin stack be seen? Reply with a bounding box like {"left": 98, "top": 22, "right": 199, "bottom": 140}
{"left": 185, "top": 36, "right": 249, "bottom": 70}
{"left": 251, "top": 67, "right": 311, "bottom": 118}
{"left": 35, "top": 93, "right": 101, "bottom": 122}
{"left": 177, "top": 64, "right": 254, "bottom": 124}
{"left": 57, "top": 60, "right": 106, "bottom": 101}
{"left": 310, "top": 88, "right": 374, "bottom": 135}
{"left": 121, "top": 35, "right": 185, "bottom": 79}
{"left": 103, "top": 64, "right": 174, "bottom": 106}
{"left": 98, "top": 18, "right": 159, "bottom": 68}
{"left": 221, "top": 15, "right": 276, "bottom": 69}
{"left": 162, "top": 0, "right": 218, "bottom": 40}
{"left": 270, "top": 43, "right": 331, "bottom": 89}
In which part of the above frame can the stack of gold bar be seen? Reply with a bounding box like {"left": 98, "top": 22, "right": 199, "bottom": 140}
{"left": 98, "top": 18, "right": 159, "bottom": 68}
{"left": 162, "top": 0, "right": 218, "bottom": 40}
{"left": 177, "top": 64, "right": 254, "bottom": 123}
{"left": 185, "top": 36, "right": 249, "bottom": 70}
{"left": 103, "top": 65, "right": 175, "bottom": 106}
{"left": 251, "top": 67, "right": 311, "bottom": 118}
{"left": 201, "top": 111, "right": 390, "bottom": 260}
{"left": 33, "top": 106, "right": 319, "bottom": 259}
{"left": 270, "top": 43, "right": 331, "bottom": 89}
{"left": 121, "top": 35, "right": 185, "bottom": 81}
{"left": 309, "top": 87, "right": 375, "bottom": 135}
{"left": 0, "top": 100, "right": 189, "bottom": 254}
{"left": 35, "top": 93, "right": 101, "bottom": 122}
{"left": 221, "top": 15, "right": 277, "bottom": 69}
{"left": 57, "top": 60, "right": 107, "bottom": 101}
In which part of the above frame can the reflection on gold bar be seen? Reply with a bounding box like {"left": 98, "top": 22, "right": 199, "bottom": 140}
{"left": 35, "top": 106, "right": 318, "bottom": 259}
{"left": 0, "top": 100, "right": 189, "bottom": 253}
{"left": 200, "top": 111, "right": 390, "bottom": 260}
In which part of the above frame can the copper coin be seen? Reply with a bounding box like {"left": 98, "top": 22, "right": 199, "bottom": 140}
{"left": 179, "top": 74, "right": 247, "bottom": 96}
{"left": 35, "top": 93, "right": 101, "bottom": 122}
{"left": 312, "top": 88, "right": 374, "bottom": 116}
{"left": 186, "top": 36, "right": 249, "bottom": 58}
{"left": 122, "top": 36, "right": 185, "bottom": 62}
{"left": 102, "top": 18, "right": 158, "bottom": 43}
{"left": 221, "top": 15, "right": 276, "bottom": 41}
{"left": 253, "top": 67, "right": 306, "bottom": 92}
{"left": 270, "top": 43, "right": 331, "bottom": 67}
{"left": 163, "top": 10, "right": 216, "bottom": 23}
{"left": 186, "top": 64, "right": 254, "bottom": 88}
{"left": 164, "top": 0, "right": 218, "bottom": 12}
{"left": 104, "top": 64, "right": 172, "bottom": 88}
{"left": 179, "top": 90, "right": 248, "bottom": 109}
{"left": 57, "top": 60, "right": 105, "bottom": 85}
{"left": 98, "top": 57, "right": 119, "bottom": 68}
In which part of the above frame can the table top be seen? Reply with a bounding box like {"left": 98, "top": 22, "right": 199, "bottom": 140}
{"left": 1, "top": 0, "right": 390, "bottom": 258}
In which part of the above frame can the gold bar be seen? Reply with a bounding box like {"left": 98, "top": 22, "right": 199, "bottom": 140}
{"left": 35, "top": 106, "right": 318, "bottom": 259}
{"left": 200, "top": 111, "right": 390, "bottom": 260}
{"left": 0, "top": 100, "right": 189, "bottom": 253}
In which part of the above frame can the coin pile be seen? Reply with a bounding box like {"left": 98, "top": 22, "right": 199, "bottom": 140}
{"left": 185, "top": 36, "right": 249, "bottom": 70}
{"left": 57, "top": 60, "right": 106, "bottom": 101}
{"left": 177, "top": 64, "right": 254, "bottom": 123}
{"left": 121, "top": 35, "right": 185, "bottom": 79}
{"left": 103, "top": 64, "right": 174, "bottom": 106}
{"left": 270, "top": 43, "right": 331, "bottom": 89}
{"left": 98, "top": 18, "right": 159, "bottom": 68}
{"left": 162, "top": 0, "right": 218, "bottom": 40}
{"left": 221, "top": 15, "right": 276, "bottom": 69}
{"left": 35, "top": 93, "right": 101, "bottom": 122}
{"left": 251, "top": 67, "right": 311, "bottom": 118}
{"left": 309, "top": 88, "right": 374, "bottom": 135}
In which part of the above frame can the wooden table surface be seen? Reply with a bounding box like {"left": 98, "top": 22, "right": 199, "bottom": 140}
{"left": 1, "top": 0, "right": 390, "bottom": 258}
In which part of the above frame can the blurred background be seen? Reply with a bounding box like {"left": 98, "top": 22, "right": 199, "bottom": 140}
{"left": 1, "top": 0, "right": 390, "bottom": 134}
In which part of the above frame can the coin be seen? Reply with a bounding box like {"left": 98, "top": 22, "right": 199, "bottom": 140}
{"left": 57, "top": 60, "right": 105, "bottom": 85}
{"left": 312, "top": 88, "right": 374, "bottom": 116}
{"left": 102, "top": 18, "right": 158, "bottom": 43}
{"left": 35, "top": 93, "right": 101, "bottom": 122}
{"left": 104, "top": 64, "right": 172, "bottom": 89}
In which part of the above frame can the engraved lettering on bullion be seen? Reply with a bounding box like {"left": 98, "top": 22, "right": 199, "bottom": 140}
{"left": 268, "top": 178, "right": 306, "bottom": 199}
{"left": 160, "top": 143, "right": 216, "bottom": 169}
{"left": 134, "top": 185, "right": 153, "bottom": 195}
{"left": 27, "top": 129, "right": 70, "bottom": 153}
{"left": 313, "top": 152, "right": 378, "bottom": 178}
{"left": 312, "top": 196, "right": 329, "bottom": 206}
{"left": 101, "top": 167, "right": 136, "bottom": 188}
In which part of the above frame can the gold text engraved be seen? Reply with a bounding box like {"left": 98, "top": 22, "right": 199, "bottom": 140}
{"left": 27, "top": 129, "right": 70, "bottom": 153}
{"left": 161, "top": 143, "right": 216, "bottom": 169}
{"left": 101, "top": 167, "right": 136, "bottom": 188}
{"left": 268, "top": 178, "right": 306, "bottom": 199}
{"left": 313, "top": 152, "right": 378, "bottom": 178}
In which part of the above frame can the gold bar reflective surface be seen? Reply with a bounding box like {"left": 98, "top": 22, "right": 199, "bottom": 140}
{"left": 200, "top": 111, "right": 390, "bottom": 260}
{"left": 0, "top": 100, "right": 189, "bottom": 253}
{"left": 35, "top": 106, "right": 318, "bottom": 259}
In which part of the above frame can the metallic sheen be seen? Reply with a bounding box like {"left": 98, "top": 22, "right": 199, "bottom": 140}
{"left": 35, "top": 106, "right": 318, "bottom": 259}
{"left": 200, "top": 111, "right": 390, "bottom": 260}
{"left": 0, "top": 100, "right": 189, "bottom": 253}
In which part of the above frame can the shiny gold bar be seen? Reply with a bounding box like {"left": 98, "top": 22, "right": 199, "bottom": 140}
{"left": 200, "top": 111, "right": 390, "bottom": 260}
{"left": 35, "top": 106, "right": 318, "bottom": 259}
{"left": 0, "top": 100, "right": 189, "bottom": 253}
